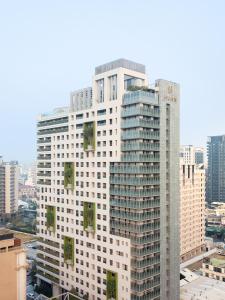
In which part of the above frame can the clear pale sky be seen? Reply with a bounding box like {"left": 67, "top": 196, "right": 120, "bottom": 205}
{"left": 0, "top": 0, "right": 225, "bottom": 163}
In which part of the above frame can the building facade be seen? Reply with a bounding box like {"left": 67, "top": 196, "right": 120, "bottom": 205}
{"left": 0, "top": 157, "right": 19, "bottom": 221}
{"left": 180, "top": 163, "right": 205, "bottom": 262}
{"left": 36, "top": 59, "right": 180, "bottom": 300}
{"left": 180, "top": 145, "right": 206, "bottom": 166}
{"left": 0, "top": 229, "right": 27, "bottom": 300}
{"left": 202, "top": 256, "right": 225, "bottom": 282}
{"left": 207, "top": 135, "right": 225, "bottom": 204}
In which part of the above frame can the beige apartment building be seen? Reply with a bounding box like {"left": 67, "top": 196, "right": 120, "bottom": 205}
{"left": 0, "top": 229, "right": 27, "bottom": 300}
{"left": 180, "top": 163, "right": 205, "bottom": 262}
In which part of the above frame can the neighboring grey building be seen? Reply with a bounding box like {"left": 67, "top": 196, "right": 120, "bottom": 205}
{"left": 36, "top": 59, "right": 180, "bottom": 300}
{"left": 0, "top": 157, "right": 19, "bottom": 221}
{"left": 195, "top": 147, "right": 205, "bottom": 165}
{"left": 207, "top": 135, "right": 225, "bottom": 204}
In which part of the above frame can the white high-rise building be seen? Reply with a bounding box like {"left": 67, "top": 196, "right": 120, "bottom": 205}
{"left": 36, "top": 59, "right": 180, "bottom": 300}
{"left": 180, "top": 145, "right": 206, "bottom": 166}
{"left": 0, "top": 157, "right": 19, "bottom": 221}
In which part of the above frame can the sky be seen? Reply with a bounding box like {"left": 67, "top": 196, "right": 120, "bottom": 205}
{"left": 0, "top": 0, "right": 225, "bottom": 163}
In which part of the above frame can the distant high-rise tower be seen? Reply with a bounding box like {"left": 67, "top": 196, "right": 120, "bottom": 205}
{"left": 180, "top": 145, "right": 206, "bottom": 166}
{"left": 36, "top": 59, "right": 180, "bottom": 300}
{"left": 207, "top": 135, "right": 225, "bottom": 204}
{"left": 0, "top": 157, "right": 19, "bottom": 222}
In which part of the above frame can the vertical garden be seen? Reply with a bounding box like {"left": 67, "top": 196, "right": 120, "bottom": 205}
{"left": 83, "top": 202, "right": 96, "bottom": 232}
{"left": 83, "top": 121, "right": 96, "bottom": 151}
{"left": 64, "top": 236, "right": 74, "bottom": 265}
{"left": 46, "top": 205, "right": 56, "bottom": 231}
{"left": 64, "top": 162, "right": 75, "bottom": 189}
{"left": 106, "top": 270, "right": 118, "bottom": 300}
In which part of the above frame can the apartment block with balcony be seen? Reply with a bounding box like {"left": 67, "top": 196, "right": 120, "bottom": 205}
{"left": 36, "top": 59, "right": 180, "bottom": 300}
{"left": 0, "top": 157, "right": 19, "bottom": 222}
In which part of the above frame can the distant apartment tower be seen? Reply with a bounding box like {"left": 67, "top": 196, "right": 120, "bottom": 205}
{"left": 195, "top": 147, "right": 205, "bottom": 165}
{"left": 0, "top": 157, "right": 19, "bottom": 221}
{"left": 180, "top": 145, "right": 206, "bottom": 166}
{"left": 180, "top": 162, "right": 205, "bottom": 262}
{"left": 36, "top": 59, "right": 180, "bottom": 300}
{"left": 207, "top": 135, "right": 225, "bottom": 204}
{"left": 0, "top": 229, "right": 27, "bottom": 300}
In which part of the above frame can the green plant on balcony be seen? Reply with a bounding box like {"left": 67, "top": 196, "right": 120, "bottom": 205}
{"left": 46, "top": 206, "right": 56, "bottom": 232}
{"left": 106, "top": 271, "right": 118, "bottom": 300}
{"left": 83, "top": 121, "right": 95, "bottom": 151}
{"left": 64, "top": 162, "right": 75, "bottom": 189}
{"left": 64, "top": 236, "right": 74, "bottom": 265}
{"left": 83, "top": 202, "right": 96, "bottom": 232}
{"left": 127, "top": 85, "right": 150, "bottom": 92}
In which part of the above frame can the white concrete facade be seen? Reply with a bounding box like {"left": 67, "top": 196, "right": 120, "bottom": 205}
{"left": 36, "top": 59, "right": 180, "bottom": 300}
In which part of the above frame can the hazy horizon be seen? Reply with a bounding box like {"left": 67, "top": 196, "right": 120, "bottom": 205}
{"left": 1, "top": 0, "right": 225, "bottom": 163}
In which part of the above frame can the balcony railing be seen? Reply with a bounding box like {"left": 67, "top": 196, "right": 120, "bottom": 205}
{"left": 110, "top": 199, "right": 160, "bottom": 209}
{"left": 110, "top": 165, "right": 160, "bottom": 174}
{"left": 121, "top": 107, "right": 159, "bottom": 118}
{"left": 110, "top": 187, "right": 159, "bottom": 197}
{"left": 121, "top": 119, "right": 159, "bottom": 129}
{"left": 110, "top": 176, "right": 159, "bottom": 186}
{"left": 110, "top": 209, "right": 160, "bottom": 221}
{"left": 121, "top": 130, "right": 159, "bottom": 140}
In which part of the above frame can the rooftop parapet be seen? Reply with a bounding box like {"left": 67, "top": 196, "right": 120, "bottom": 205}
{"left": 95, "top": 58, "right": 146, "bottom": 75}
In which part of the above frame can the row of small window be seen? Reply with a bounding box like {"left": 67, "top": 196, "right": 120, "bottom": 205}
{"left": 74, "top": 129, "right": 118, "bottom": 139}
{"left": 71, "top": 107, "right": 117, "bottom": 121}
{"left": 49, "top": 161, "right": 107, "bottom": 169}
{"left": 74, "top": 118, "right": 117, "bottom": 129}
{"left": 40, "top": 202, "right": 107, "bottom": 210}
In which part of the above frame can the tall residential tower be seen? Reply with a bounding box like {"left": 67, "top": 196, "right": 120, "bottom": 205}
{"left": 36, "top": 59, "right": 180, "bottom": 300}
{"left": 207, "top": 135, "right": 225, "bottom": 204}
{"left": 0, "top": 157, "right": 19, "bottom": 222}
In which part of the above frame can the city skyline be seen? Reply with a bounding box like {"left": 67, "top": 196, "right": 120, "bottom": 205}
{"left": 1, "top": 1, "right": 225, "bottom": 162}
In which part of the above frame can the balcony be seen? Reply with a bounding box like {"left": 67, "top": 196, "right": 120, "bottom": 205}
{"left": 131, "top": 256, "right": 160, "bottom": 268}
{"left": 110, "top": 199, "right": 160, "bottom": 209}
{"left": 37, "top": 146, "right": 51, "bottom": 152}
{"left": 37, "top": 155, "right": 51, "bottom": 160}
{"left": 37, "top": 163, "right": 51, "bottom": 169}
{"left": 131, "top": 278, "right": 160, "bottom": 292}
{"left": 39, "top": 237, "right": 60, "bottom": 248}
{"left": 121, "top": 107, "right": 159, "bottom": 118}
{"left": 39, "top": 246, "right": 60, "bottom": 258}
{"left": 110, "top": 209, "right": 160, "bottom": 221}
{"left": 37, "top": 253, "right": 60, "bottom": 267}
{"left": 110, "top": 187, "right": 159, "bottom": 197}
{"left": 121, "top": 130, "right": 159, "bottom": 140}
{"left": 110, "top": 165, "right": 160, "bottom": 174}
{"left": 37, "top": 172, "right": 51, "bottom": 177}
{"left": 110, "top": 220, "right": 160, "bottom": 233}
{"left": 37, "top": 137, "right": 51, "bottom": 144}
{"left": 121, "top": 154, "right": 159, "bottom": 163}
{"left": 121, "top": 119, "right": 159, "bottom": 129}
{"left": 37, "top": 126, "right": 68, "bottom": 136}
{"left": 131, "top": 245, "right": 160, "bottom": 256}
{"left": 36, "top": 269, "right": 59, "bottom": 284}
{"left": 37, "top": 117, "right": 68, "bottom": 128}
{"left": 37, "top": 261, "right": 59, "bottom": 275}
{"left": 123, "top": 90, "right": 156, "bottom": 106}
{"left": 37, "top": 180, "right": 51, "bottom": 185}
{"left": 121, "top": 142, "right": 159, "bottom": 152}
{"left": 110, "top": 176, "right": 159, "bottom": 186}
